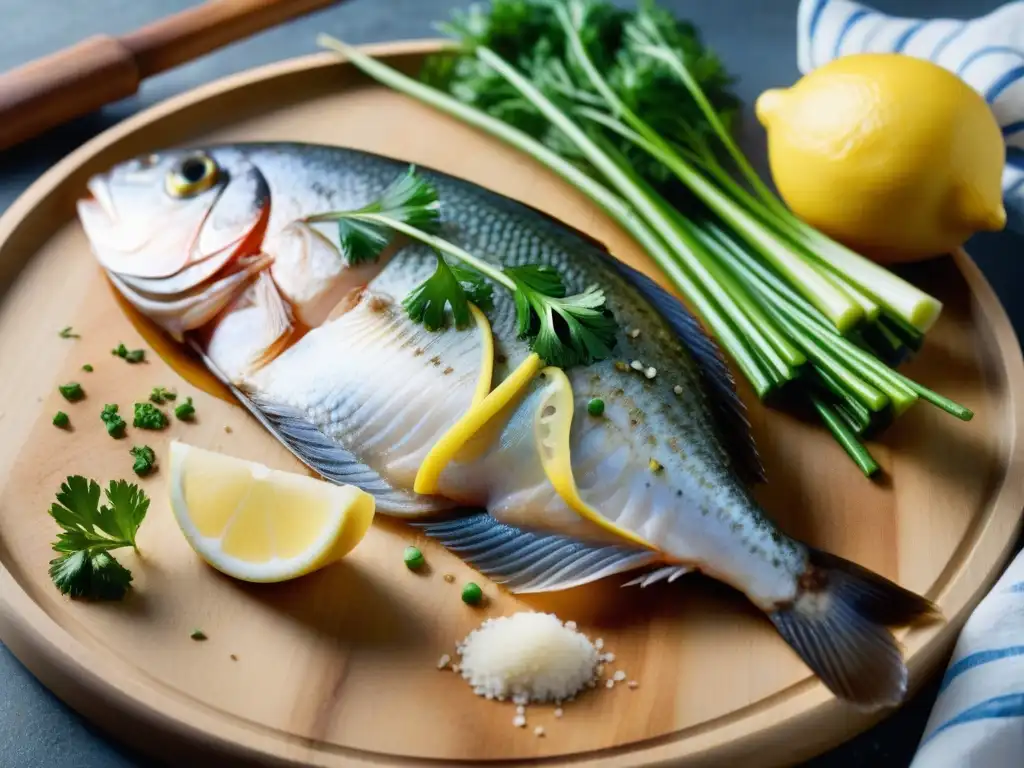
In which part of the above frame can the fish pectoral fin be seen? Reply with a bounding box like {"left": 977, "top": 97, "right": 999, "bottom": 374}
{"left": 533, "top": 367, "right": 657, "bottom": 551}
{"left": 414, "top": 349, "right": 539, "bottom": 495}
{"left": 622, "top": 565, "right": 692, "bottom": 588}
{"left": 189, "top": 341, "right": 451, "bottom": 517}
{"left": 248, "top": 269, "right": 296, "bottom": 371}
{"left": 417, "top": 513, "right": 659, "bottom": 594}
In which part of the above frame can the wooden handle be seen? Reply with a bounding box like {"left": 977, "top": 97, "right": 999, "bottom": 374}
{"left": 0, "top": 0, "right": 342, "bottom": 152}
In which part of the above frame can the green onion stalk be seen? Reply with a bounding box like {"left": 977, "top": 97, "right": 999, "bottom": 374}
{"left": 316, "top": 0, "right": 971, "bottom": 476}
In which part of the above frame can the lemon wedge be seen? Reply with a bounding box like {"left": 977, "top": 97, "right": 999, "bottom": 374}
{"left": 169, "top": 441, "right": 375, "bottom": 582}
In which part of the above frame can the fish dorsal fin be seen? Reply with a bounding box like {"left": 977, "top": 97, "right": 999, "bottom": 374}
{"left": 417, "top": 513, "right": 658, "bottom": 594}
{"left": 606, "top": 258, "right": 765, "bottom": 483}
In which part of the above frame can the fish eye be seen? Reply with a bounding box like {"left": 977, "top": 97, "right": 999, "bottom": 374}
{"left": 166, "top": 152, "right": 219, "bottom": 198}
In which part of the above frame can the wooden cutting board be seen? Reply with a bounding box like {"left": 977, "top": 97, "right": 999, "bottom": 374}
{"left": 1, "top": 41, "right": 1022, "bottom": 768}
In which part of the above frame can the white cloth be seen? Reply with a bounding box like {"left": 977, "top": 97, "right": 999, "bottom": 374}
{"left": 797, "top": 0, "right": 1024, "bottom": 233}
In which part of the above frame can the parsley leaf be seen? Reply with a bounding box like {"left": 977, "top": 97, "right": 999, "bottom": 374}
{"left": 46, "top": 476, "right": 149, "bottom": 600}
{"left": 133, "top": 402, "right": 168, "bottom": 430}
{"left": 505, "top": 264, "right": 617, "bottom": 367}
{"left": 173, "top": 396, "right": 195, "bottom": 421}
{"left": 130, "top": 445, "right": 156, "bottom": 476}
{"left": 308, "top": 166, "right": 442, "bottom": 266}
{"left": 58, "top": 382, "right": 84, "bottom": 402}
{"left": 403, "top": 255, "right": 471, "bottom": 330}
{"left": 58, "top": 326, "right": 79, "bottom": 339}
{"left": 451, "top": 264, "right": 494, "bottom": 311}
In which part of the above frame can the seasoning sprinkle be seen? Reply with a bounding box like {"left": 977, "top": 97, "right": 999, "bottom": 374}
{"left": 673, "top": 384, "right": 683, "bottom": 395}
{"left": 534, "top": 726, "right": 545, "bottom": 737}
{"left": 627, "top": 680, "right": 639, "bottom": 689}
{"left": 515, "top": 705, "right": 525, "bottom": 715}
{"left": 513, "top": 715, "right": 526, "bottom": 728}
{"left": 644, "top": 366, "right": 657, "bottom": 379}
{"left": 82, "top": 364, "right": 93, "bottom": 372}
{"left": 614, "top": 361, "right": 629, "bottom": 373}
{"left": 629, "top": 328, "right": 641, "bottom": 339}
{"left": 554, "top": 708, "right": 564, "bottom": 718}
{"left": 58, "top": 382, "right": 84, "bottom": 402}
{"left": 564, "top": 621, "right": 577, "bottom": 630}
{"left": 52, "top": 411, "right": 70, "bottom": 428}
{"left": 437, "top": 654, "right": 452, "bottom": 670}
{"left": 443, "top": 573, "right": 455, "bottom": 583}
{"left": 58, "top": 326, "right": 79, "bottom": 339}
{"left": 190, "top": 629, "right": 207, "bottom": 641}
{"left": 603, "top": 652, "right": 616, "bottom": 663}
{"left": 605, "top": 679, "right": 615, "bottom": 689}
{"left": 224, "top": 425, "right": 232, "bottom": 433}
{"left": 595, "top": 638, "right": 604, "bottom": 650}
{"left": 649, "top": 458, "right": 664, "bottom": 473}
{"left": 613, "top": 670, "right": 627, "bottom": 682}
{"left": 629, "top": 360, "right": 644, "bottom": 372}
{"left": 230, "top": 654, "right": 239, "bottom": 661}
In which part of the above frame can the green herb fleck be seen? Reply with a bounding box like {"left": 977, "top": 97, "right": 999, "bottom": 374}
{"left": 47, "top": 476, "right": 149, "bottom": 600}
{"left": 648, "top": 458, "right": 664, "bottom": 474}
{"left": 174, "top": 397, "right": 195, "bottom": 421}
{"left": 112, "top": 343, "right": 145, "bottom": 363}
{"left": 58, "top": 382, "right": 84, "bottom": 402}
{"left": 58, "top": 326, "right": 79, "bottom": 339}
{"left": 461, "top": 582, "right": 483, "bottom": 605}
{"left": 130, "top": 445, "right": 156, "bottom": 476}
{"left": 190, "top": 629, "right": 207, "bottom": 641}
{"left": 403, "top": 545, "right": 425, "bottom": 570}
{"left": 53, "top": 411, "right": 70, "bottom": 428}
{"left": 133, "top": 402, "right": 168, "bottom": 430}
{"left": 100, "top": 404, "right": 126, "bottom": 438}
{"left": 587, "top": 398, "right": 605, "bottom": 417}
{"left": 82, "top": 364, "right": 93, "bottom": 373}
{"left": 149, "top": 386, "right": 177, "bottom": 404}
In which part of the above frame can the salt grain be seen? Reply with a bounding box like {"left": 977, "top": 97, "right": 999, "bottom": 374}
{"left": 516, "top": 705, "right": 525, "bottom": 715}
{"left": 534, "top": 726, "right": 545, "bottom": 737}
{"left": 613, "top": 670, "right": 626, "bottom": 682}
{"left": 443, "top": 573, "right": 455, "bottom": 583}
{"left": 628, "top": 680, "right": 639, "bottom": 689}
{"left": 629, "top": 328, "right": 641, "bottom": 339}
{"left": 513, "top": 715, "right": 526, "bottom": 728}
{"left": 596, "top": 664, "right": 605, "bottom": 677}
{"left": 603, "top": 652, "right": 616, "bottom": 663}
{"left": 644, "top": 366, "right": 657, "bottom": 379}
{"left": 606, "top": 680, "right": 615, "bottom": 689}
{"left": 673, "top": 385, "right": 683, "bottom": 395}
{"left": 595, "top": 638, "right": 604, "bottom": 650}
{"left": 630, "top": 360, "right": 644, "bottom": 371}
{"left": 452, "top": 664, "right": 460, "bottom": 674}
{"left": 564, "top": 620, "right": 577, "bottom": 630}
{"left": 437, "top": 654, "right": 451, "bottom": 670}
{"left": 554, "top": 708, "right": 564, "bottom": 718}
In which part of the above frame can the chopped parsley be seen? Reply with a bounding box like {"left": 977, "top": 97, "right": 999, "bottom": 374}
{"left": 58, "top": 382, "right": 84, "bottom": 402}
{"left": 100, "top": 404, "right": 126, "bottom": 438}
{"left": 58, "top": 326, "right": 79, "bottom": 339}
{"left": 149, "top": 386, "right": 177, "bottom": 404}
{"left": 129, "top": 445, "right": 156, "bottom": 476}
{"left": 53, "top": 411, "right": 70, "bottom": 428}
{"left": 112, "top": 343, "right": 145, "bottom": 363}
{"left": 47, "top": 476, "right": 149, "bottom": 600}
{"left": 173, "top": 397, "right": 195, "bottom": 421}
{"left": 82, "top": 364, "right": 93, "bottom": 372}
{"left": 133, "top": 402, "right": 167, "bottom": 430}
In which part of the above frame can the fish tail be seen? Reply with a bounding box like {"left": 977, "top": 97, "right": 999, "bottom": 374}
{"left": 768, "top": 547, "right": 939, "bottom": 710}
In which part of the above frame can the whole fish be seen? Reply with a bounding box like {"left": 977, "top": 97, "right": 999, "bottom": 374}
{"left": 78, "top": 142, "right": 935, "bottom": 708}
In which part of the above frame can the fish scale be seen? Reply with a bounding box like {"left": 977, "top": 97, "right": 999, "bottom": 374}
{"left": 79, "top": 141, "right": 939, "bottom": 709}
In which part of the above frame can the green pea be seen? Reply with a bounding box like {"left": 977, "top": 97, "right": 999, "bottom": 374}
{"left": 461, "top": 582, "right": 483, "bottom": 605}
{"left": 404, "top": 545, "right": 425, "bottom": 570}
{"left": 587, "top": 398, "right": 605, "bottom": 417}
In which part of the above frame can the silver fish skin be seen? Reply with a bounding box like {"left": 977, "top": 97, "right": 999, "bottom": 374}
{"left": 78, "top": 142, "right": 936, "bottom": 709}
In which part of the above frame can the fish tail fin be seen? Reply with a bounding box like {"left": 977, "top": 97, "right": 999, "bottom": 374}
{"left": 768, "top": 547, "right": 939, "bottom": 710}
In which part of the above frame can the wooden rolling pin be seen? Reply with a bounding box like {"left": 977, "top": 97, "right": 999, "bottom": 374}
{"left": 0, "top": 0, "right": 344, "bottom": 151}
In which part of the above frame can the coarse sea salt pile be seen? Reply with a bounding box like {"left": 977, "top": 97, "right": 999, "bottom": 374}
{"left": 455, "top": 612, "right": 600, "bottom": 704}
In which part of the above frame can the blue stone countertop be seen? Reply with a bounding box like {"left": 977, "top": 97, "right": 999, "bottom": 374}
{"left": 0, "top": 1, "right": 1019, "bottom": 766}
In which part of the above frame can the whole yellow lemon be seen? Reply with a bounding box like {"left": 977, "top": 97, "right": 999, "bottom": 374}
{"left": 756, "top": 53, "right": 1006, "bottom": 263}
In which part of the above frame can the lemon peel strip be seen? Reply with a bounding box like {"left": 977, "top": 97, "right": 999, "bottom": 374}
{"left": 414, "top": 352, "right": 544, "bottom": 495}
{"left": 533, "top": 366, "right": 657, "bottom": 551}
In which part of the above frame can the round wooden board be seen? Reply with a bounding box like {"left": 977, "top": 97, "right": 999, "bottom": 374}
{"left": 1, "top": 41, "right": 1023, "bottom": 768}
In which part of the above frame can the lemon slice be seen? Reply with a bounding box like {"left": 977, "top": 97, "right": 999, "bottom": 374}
{"left": 169, "top": 441, "right": 375, "bottom": 582}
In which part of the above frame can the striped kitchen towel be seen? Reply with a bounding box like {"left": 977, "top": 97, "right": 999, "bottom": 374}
{"left": 908, "top": 548, "right": 1024, "bottom": 767}
{"left": 797, "top": 0, "right": 1024, "bottom": 233}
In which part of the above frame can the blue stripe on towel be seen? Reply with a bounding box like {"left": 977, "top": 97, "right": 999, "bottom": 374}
{"left": 1002, "top": 121, "right": 1024, "bottom": 138}
{"left": 808, "top": 0, "right": 830, "bottom": 67}
{"left": 956, "top": 46, "right": 1024, "bottom": 77}
{"left": 987, "top": 66, "right": 1024, "bottom": 102}
{"left": 892, "top": 21, "right": 925, "bottom": 53}
{"left": 1008, "top": 580, "right": 1024, "bottom": 592}
{"left": 930, "top": 22, "right": 967, "bottom": 62}
{"left": 833, "top": 10, "right": 870, "bottom": 58}
{"left": 924, "top": 692, "right": 1024, "bottom": 745}
{"left": 938, "top": 646, "right": 1024, "bottom": 694}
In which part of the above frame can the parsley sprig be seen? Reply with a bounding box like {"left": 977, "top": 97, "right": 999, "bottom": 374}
{"left": 307, "top": 168, "right": 616, "bottom": 367}
{"left": 47, "top": 476, "right": 149, "bottom": 600}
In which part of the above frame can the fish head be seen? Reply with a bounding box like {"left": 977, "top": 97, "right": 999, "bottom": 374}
{"left": 78, "top": 147, "right": 269, "bottom": 279}
{"left": 78, "top": 147, "right": 273, "bottom": 340}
